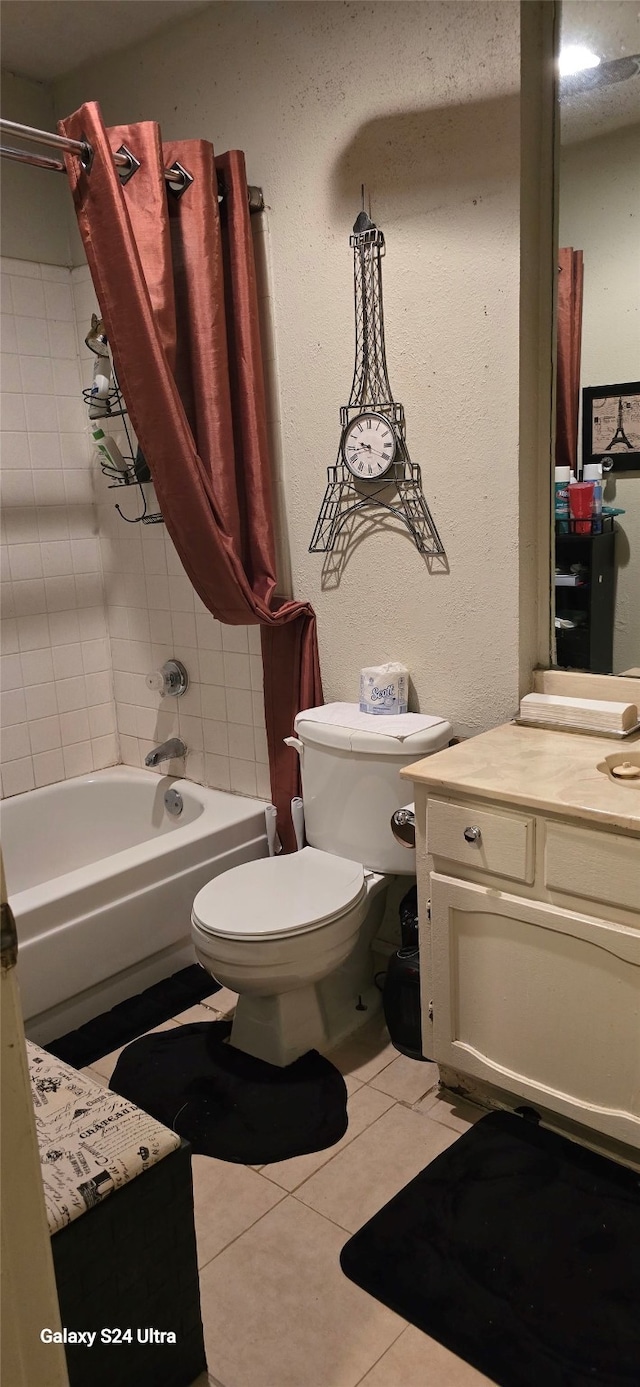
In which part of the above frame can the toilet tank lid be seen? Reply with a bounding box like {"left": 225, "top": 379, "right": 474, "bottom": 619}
{"left": 294, "top": 703, "right": 452, "bottom": 755}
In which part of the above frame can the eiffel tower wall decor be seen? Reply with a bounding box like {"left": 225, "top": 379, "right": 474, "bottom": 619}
{"left": 582, "top": 381, "right": 640, "bottom": 475}
{"left": 310, "top": 209, "right": 445, "bottom": 557}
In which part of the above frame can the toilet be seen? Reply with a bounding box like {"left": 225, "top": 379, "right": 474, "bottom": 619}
{"left": 191, "top": 704, "right": 451, "bottom": 1066}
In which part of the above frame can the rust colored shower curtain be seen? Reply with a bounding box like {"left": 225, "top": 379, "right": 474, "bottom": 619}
{"left": 59, "top": 103, "right": 322, "bottom": 851}
{"left": 556, "top": 248, "right": 584, "bottom": 474}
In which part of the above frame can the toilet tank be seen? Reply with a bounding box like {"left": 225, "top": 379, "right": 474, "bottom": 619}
{"left": 292, "top": 705, "right": 451, "bottom": 874}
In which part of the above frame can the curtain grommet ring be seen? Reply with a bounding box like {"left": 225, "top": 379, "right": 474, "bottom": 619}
{"left": 167, "top": 161, "right": 194, "bottom": 198}
{"left": 79, "top": 134, "right": 94, "bottom": 175}
{"left": 115, "top": 144, "right": 141, "bottom": 184}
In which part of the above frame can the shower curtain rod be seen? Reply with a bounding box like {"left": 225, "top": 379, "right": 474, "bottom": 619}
{"left": 0, "top": 118, "right": 264, "bottom": 212}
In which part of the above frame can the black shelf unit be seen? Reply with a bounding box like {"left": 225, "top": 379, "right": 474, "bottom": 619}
{"left": 555, "top": 521, "right": 616, "bottom": 673}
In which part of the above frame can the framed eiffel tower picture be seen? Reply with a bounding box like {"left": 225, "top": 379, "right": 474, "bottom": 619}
{"left": 310, "top": 209, "right": 445, "bottom": 556}
{"left": 583, "top": 381, "right": 640, "bottom": 474}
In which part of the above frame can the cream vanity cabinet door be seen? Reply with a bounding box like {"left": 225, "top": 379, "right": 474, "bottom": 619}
{"left": 430, "top": 872, "right": 640, "bottom": 1150}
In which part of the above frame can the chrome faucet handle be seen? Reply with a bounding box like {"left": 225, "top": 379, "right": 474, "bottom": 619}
{"left": 146, "top": 660, "right": 189, "bottom": 698}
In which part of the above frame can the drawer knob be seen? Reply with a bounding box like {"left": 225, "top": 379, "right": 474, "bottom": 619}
{"left": 463, "top": 825, "right": 482, "bottom": 844}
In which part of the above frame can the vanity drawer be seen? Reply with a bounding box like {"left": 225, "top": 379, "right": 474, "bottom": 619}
{"left": 545, "top": 822, "right": 640, "bottom": 915}
{"left": 427, "top": 798, "right": 535, "bottom": 883}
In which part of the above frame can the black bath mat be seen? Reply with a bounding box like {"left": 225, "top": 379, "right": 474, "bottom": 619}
{"left": 46, "top": 965, "right": 219, "bottom": 1070}
{"left": 340, "top": 1110, "right": 640, "bottom": 1387}
{"left": 110, "top": 1020, "right": 348, "bottom": 1165}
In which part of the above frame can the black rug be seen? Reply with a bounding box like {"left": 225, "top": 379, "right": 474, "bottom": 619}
{"left": 340, "top": 1110, "right": 640, "bottom": 1387}
{"left": 46, "top": 965, "right": 219, "bottom": 1070}
{"left": 110, "top": 1020, "right": 349, "bottom": 1165}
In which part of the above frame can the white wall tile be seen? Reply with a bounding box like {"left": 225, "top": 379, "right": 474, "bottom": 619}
{"left": 221, "top": 624, "right": 249, "bottom": 654}
{"left": 2, "top": 432, "right": 30, "bottom": 468}
{"left": 17, "top": 614, "right": 50, "bottom": 651}
{"left": 12, "top": 578, "right": 47, "bottom": 616}
{"left": 2, "top": 353, "right": 22, "bottom": 392}
{"left": 20, "top": 355, "right": 53, "bottom": 395}
{"left": 223, "top": 652, "right": 251, "bottom": 690}
{"left": 52, "top": 643, "right": 84, "bottom": 679}
{"left": 29, "top": 432, "right": 62, "bottom": 468}
{"left": 1, "top": 393, "right": 26, "bottom": 431}
{"left": 63, "top": 741, "right": 94, "bottom": 777}
{"left": 1, "top": 314, "right": 18, "bottom": 352}
{"left": 2, "top": 723, "right": 32, "bottom": 762}
{"left": 229, "top": 759, "right": 257, "bottom": 796}
{"left": 15, "top": 316, "right": 49, "bottom": 356}
{"left": 29, "top": 715, "right": 62, "bottom": 754}
{"left": 228, "top": 723, "right": 256, "bottom": 762}
{"left": 24, "top": 682, "right": 57, "bottom": 720}
{"left": 2, "top": 756, "right": 35, "bottom": 796}
{"left": 33, "top": 748, "right": 64, "bottom": 787}
{"left": 59, "top": 708, "right": 91, "bottom": 745}
{"left": 10, "top": 276, "right": 46, "bottom": 318}
{"left": 55, "top": 675, "right": 87, "bottom": 713}
{"left": 20, "top": 648, "right": 54, "bottom": 685}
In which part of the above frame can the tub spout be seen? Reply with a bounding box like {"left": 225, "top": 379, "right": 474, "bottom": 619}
{"left": 144, "top": 738, "right": 187, "bottom": 767}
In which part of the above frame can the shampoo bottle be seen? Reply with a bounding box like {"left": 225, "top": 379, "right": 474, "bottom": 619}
{"left": 89, "top": 422, "right": 128, "bottom": 474}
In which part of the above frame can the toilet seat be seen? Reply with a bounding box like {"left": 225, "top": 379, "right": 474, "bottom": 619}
{"left": 191, "top": 846, "right": 366, "bottom": 942}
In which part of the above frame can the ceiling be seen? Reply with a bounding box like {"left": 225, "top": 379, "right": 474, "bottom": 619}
{"left": 0, "top": 0, "right": 212, "bottom": 83}
{"left": 560, "top": 0, "right": 640, "bottom": 143}
{"left": 0, "top": 0, "right": 637, "bottom": 143}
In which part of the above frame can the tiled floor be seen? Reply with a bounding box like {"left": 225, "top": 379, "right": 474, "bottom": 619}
{"left": 83, "top": 994, "right": 493, "bottom": 1387}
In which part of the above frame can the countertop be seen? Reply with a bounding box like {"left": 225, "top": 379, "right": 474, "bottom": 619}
{"left": 401, "top": 721, "right": 640, "bottom": 834}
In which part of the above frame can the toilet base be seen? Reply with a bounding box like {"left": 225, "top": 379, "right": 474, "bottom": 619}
{"left": 230, "top": 978, "right": 381, "bottom": 1069}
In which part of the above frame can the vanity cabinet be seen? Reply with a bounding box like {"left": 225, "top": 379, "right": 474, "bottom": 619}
{"left": 415, "top": 792, "right": 640, "bottom": 1153}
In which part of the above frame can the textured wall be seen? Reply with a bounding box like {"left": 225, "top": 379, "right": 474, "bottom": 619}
{"left": 559, "top": 125, "right": 640, "bottom": 675}
{"left": 0, "top": 71, "right": 71, "bottom": 266}
{"left": 55, "top": 1, "right": 551, "bottom": 737}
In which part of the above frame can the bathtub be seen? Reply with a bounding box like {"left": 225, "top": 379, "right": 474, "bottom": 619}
{"left": 1, "top": 767, "right": 269, "bottom": 1044}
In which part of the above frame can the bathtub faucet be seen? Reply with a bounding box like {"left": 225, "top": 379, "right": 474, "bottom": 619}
{"left": 144, "top": 738, "right": 187, "bottom": 768}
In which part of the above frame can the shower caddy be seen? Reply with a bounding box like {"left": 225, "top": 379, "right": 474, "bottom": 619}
{"left": 82, "top": 347, "right": 164, "bottom": 527}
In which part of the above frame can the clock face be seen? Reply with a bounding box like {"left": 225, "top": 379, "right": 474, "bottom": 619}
{"left": 343, "top": 413, "right": 396, "bottom": 479}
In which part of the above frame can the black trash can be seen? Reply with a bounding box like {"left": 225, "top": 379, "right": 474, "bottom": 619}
{"left": 382, "top": 885, "right": 429, "bottom": 1061}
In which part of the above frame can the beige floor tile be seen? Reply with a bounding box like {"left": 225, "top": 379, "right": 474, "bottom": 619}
{"left": 416, "top": 1090, "right": 487, "bottom": 1133}
{"left": 198, "top": 1196, "right": 405, "bottom": 1387}
{"left": 207, "top": 985, "right": 238, "bottom": 1017}
{"left": 295, "top": 1104, "right": 458, "bottom": 1233}
{"left": 370, "top": 1054, "right": 439, "bottom": 1106}
{"left": 326, "top": 1012, "right": 399, "bottom": 1083}
{"left": 90, "top": 1019, "right": 180, "bottom": 1080}
{"left": 173, "top": 1002, "right": 221, "bottom": 1024}
{"left": 261, "top": 1083, "right": 395, "bottom": 1192}
{"left": 192, "top": 1154, "right": 285, "bottom": 1268}
{"left": 357, "top": 1324, "right": 495, "bottom": 1386}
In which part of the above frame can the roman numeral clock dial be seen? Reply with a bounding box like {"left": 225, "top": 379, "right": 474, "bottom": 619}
{"left": 309, "top": 209, "right": 444, "bottom": 557}
{"left": 344, "top": 413, "right": 395, "bottom": 478}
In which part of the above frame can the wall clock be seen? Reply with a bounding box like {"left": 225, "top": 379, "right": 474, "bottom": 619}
{"left": 310, "top": 208, "right": 444, "bottom": 556}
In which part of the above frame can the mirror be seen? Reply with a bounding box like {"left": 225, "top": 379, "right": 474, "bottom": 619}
{"left": 554, "top": 0, "right": 640, "bottom": 677}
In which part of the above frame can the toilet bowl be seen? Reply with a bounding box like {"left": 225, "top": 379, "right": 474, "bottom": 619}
{"left": 191, "top": 703, "right": 452, "bottom": 1067}
{"left": 192, "top": 847, "right": 389, "bottom": 1067}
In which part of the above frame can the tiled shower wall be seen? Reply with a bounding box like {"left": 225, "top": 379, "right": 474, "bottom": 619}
{"left": 72, "top": 265, "right": 271, "bottom": 801}
{"left": 2, "top": 251, "right": 271, "bottom": 802}
{"left": 0, "top": 256, "right": 117, "bottom": 797}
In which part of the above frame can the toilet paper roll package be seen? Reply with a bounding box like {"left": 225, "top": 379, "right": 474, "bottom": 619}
{"left": 359, "top": 663, "right": 409, "bottom": 716}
